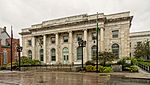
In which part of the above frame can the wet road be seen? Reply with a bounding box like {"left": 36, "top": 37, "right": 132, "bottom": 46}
{"left": 0, "top": 72, "right": 108, "bottom": 85}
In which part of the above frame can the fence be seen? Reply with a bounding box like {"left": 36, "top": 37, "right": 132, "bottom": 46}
{"left": 138, "top": 63, "right": 150, "bottom": 72}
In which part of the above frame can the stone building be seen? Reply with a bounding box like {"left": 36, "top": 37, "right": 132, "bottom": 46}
{"left": 0, "top": 27, "right": 19, "bottom": 66}
{"left": 130, "top": 31, "right": 150, "bottom": 59}
{"left": 20, "top": 11, "right": 133, "bottom": 64}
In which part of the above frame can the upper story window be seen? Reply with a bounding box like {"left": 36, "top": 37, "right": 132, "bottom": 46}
{"left": 92, "top": 32, "right": 96, "bottom": 40}
{"left": 63, "top": 36, "right": 68, "bottom": 43}
{"left": 137, "top": 42, "right": 142, "bottom": 46}
{"left": 28, "top": 40, "right": 32, "bottom": 46}
{"left": 77, "top": 34, "right": 82, "bottom": 41}
{"left": 112, "top": 30, "right": 119, "bottom": 38}
{"left": 51, "top": 37, "right": 55, "bottom": 44}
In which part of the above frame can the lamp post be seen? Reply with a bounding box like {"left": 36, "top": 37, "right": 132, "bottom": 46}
{"left": 17, "top": 45, "right": 23, "bottom": 71}
{"left": 78, "top": 38, "right": 86, "bottom": 71}
{"left": 144, "top": 39, "right": 149, "bottom": 61}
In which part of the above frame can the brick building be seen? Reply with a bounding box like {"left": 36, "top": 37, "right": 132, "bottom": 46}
{"left": 0, "top": 27, "right": 19, "bottom": 66}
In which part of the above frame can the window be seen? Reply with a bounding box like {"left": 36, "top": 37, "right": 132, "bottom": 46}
{"left": 91, "top": 45, "right": 96, "bottom": 57}
{"left": 62, "top": 47, "right": 69, "bottom": 63}
{"left": 92, "top": 32, "right": 96, "bottom": 40}
{"left": 28, "top": 40, "right": 32, "bottom": 46}
{"left": 137, "top": 42, "right": 142, "bottom": 46}
{"left": 77, "top": 34, "right": 82, "bottom": 41}
{"left": 3, "top": 50, "right": 7, "bottom": 64}
{"left": 51, "top": 37, "right": 55, "bottom": 44}
{"left": 112, "top": 30, "right": 119, "bottom": 38}
{"left": 77, "top": 47, "right": 82, "bottom": 60}
{"left": 40, "top": 49, "right": 44, "bottom": 61}
{"left": 28, "top": 50, "right": 32, "bottom": 59}
{"left": 112, "top": 43, "right": 119, "bottom": 58}
{"left": 63, "top": 36, "right": 68, "bottom": 42}
{"left": 51, "top": 48, "right": 56, "bottom": 61}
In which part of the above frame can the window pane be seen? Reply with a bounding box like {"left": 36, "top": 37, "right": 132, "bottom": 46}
{"left": 51, "top": 48, "right": 56, "bottom": 61}
{"left": 77, "top": 47, "right": 82, "bottom": 60}
{"left": 112, "top": 44, "right": 119, "bottom": 58}
{"left": 40, "top": 49, "right": 43, "bottom": 61}
{"left": 91, "top": 45, "right": 96, "bottom": 57}
{"left": 28, "top": 50, "right": 32, "bottom": 59}
{"left": 63, "top": 36, "right": 68, "bottom": 42}
{"left": 77, "top": 34, "right": 82, "bottom": 41}
{"left": 51, "top": 37, "right": 55, "bottom": 43}
{"left": 112, "top": 30, "right": 119, "bottom": 38}
{"left": 92, "top": 32, "right": 96, "bottom": 40}
{"left": 28, "top": 40, "right": 32, "bottom": 46}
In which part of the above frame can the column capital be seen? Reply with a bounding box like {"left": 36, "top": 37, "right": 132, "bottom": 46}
{"left": 68, "top": 31, "right": 72, "bottom": 33}
{"left": 83, "top": 29, "right": 87, "bottom": 31}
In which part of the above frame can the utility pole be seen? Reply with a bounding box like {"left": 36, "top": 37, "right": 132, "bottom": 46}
{"left": 10, "top": 26, "right": 13, "bottom": 71}
{"left": 96, "top": 12, "right": 99, "bottom": 73}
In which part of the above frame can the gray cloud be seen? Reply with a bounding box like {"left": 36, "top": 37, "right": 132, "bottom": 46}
{"left": 0, "top": 0, "right": 150, "bottom": 38}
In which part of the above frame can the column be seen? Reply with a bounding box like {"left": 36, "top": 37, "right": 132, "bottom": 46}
{"left": 32, "top": 36, "right": 36, "bottom": 60}
{"left": 55, "top": 33, "right": 59, "bottom": 64}
{"left": 43, "top": 35, "right": 47, "bottom": 64}
{"left": 100, "top": 27, "right": 104, "bottom": 52}
{"left": 84, "top": 29, "right": 88, "bottom": 63}
{"left": 69, "top": 31, "right": 73, "bottom": 64}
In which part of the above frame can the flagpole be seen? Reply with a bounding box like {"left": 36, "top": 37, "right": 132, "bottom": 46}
{"left": 96, "top": 12, "right": 99, "bottom": 73}
{"left": 11, "top": 26, "right": 13, "bottom": 71}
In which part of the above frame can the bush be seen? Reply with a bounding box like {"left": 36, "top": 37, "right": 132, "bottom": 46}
{"left": 131, "top": 58, "right": 137, "bottom": 65}
{"left": 85, "top": 60, "right": 95, "bottom": 66}
{"left": 85, "top": 65, "right": 112, "bottom": 73}
{"left": 128, "top": 65, "right": 138, "bottom": 72}
{"left": 85, "top": 65, "right": 93, "bottom": 72}
{"left": 98, "top": 65, "right": 105, "bottom": 72}
{"left": 103, "top": 67, "right": 112, "bottom": 73}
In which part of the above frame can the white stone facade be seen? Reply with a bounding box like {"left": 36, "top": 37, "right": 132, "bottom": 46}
{"left": 130, "top": 31, "right": 150, "bottom": 57}
{"left": 20, "top": 11, "right": 133, "bottom": 64}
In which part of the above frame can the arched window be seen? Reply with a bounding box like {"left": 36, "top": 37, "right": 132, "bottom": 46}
{"left": 91, "top": 45, "right": 96, "bottom": 58}
{"left": 77, "top": 47, "right": 82, "bottom": 60}
{"left": 51, "top": 48, "right": 56, "bottom": 61}
{"left": 28, "top": 50, "right": 32, "bottom": 59}
{"left": 112, "top": 43, "right": 119, "bottom": 58}
{"left": 62, "top": 47, "right": 69, "bottom": 62}
{"left": 40, "top": 49, "right": 44, "bottom": 61}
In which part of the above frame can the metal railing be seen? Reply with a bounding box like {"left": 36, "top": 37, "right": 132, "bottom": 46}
{"left": 138, "top": 63, "right": 150, "bottom": 72}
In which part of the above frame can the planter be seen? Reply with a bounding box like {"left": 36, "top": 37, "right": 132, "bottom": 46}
{"left": 111, "top": 65, "right": 122, "bottom": 72}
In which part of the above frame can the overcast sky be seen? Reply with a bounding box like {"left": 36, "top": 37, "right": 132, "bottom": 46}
{"left": 0, "top": 0, "right": 150, "bottom": 38}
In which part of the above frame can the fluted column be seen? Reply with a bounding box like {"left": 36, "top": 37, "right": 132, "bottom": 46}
{"left": 32, "top": 36, "right": 36, "bottom": 60}
{"left": 55, "top": 33, "right": 59, "bottom": 64}
{"left": 69, "top": 31, "right": 73, "bottom": 64}
{"left": 43, "top": 35, "right": 47, "bottom": 64}
{"left": 84, "top": 29, "right": 88, "bottom": 63}
{"left": 100, "top": 27, "right": 104, "bottom": 52}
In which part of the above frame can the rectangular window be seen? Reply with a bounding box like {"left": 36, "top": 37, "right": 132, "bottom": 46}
{"left": 63, "top": 36, "right": 68, "bottom": 42}
{"left": 28, "top": 40, "right": 32, "bottom": 46}
{"left": 112, "top": 30, "right": 119, "bottom": 38}
{"left": 51, "top": 37, "right": 55, "bottom": 44}
{"left": 92, "top": 32, "right": 96, "bottom": 40}
{"left": 77, "top": 34, "right": 82, "bottom": 41}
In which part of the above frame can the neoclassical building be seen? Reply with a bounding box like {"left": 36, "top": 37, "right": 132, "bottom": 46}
{"left": 130, "top": 31, "right": 150, "bottom": 59}
{"left": 20, "top": 11, "right": 133, "bottom": 64}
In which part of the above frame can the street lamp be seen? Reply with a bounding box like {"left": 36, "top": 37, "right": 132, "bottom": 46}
{"left": 78, "top": 38, "right": 86, "bottom": 71}
{"left": 17, "top": 45, "right": 23, "bottom": 71}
